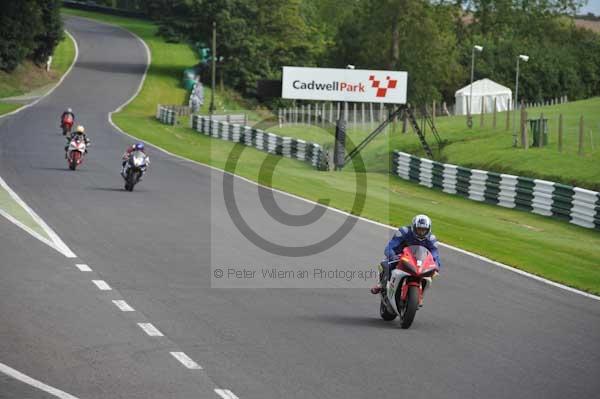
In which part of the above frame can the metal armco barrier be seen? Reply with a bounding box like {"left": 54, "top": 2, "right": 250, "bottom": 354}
{"left": 191, "top": 115, "right": 327, "bottom": 170}
{"left": 392, "top": 151, "right": 600, "bottom": 230}
{"left": 156, "top": 105, "right": 177, "bottom": 125}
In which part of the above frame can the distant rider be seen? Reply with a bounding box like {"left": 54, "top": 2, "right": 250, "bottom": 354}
{"left": 121, "top": 142, "right": 148, "bottom": 176}
{"left": 65, "top": 125, "right": 90, "bottom": 157}
{"left": 60, "top": 108, "right": 75, "bottom": 133}
{"left": 371, "top": 214, "right": 441, "bottom": 295}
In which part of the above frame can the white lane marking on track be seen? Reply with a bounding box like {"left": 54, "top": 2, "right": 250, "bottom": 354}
{"left": 0, "top": 362, "right": 80, "bottom": 399}
{"left": 98, "top": 15, "right": 600, "bottom": 303}
{"left": 112, "top": 300, "right": 135, "bottom": 312}
{"left": 215, "top": 389, "right": 240, "bottom": 399}
{"left": 0, "top": 30, "right": 79, "bottom": 120}
{"left": 0, "top": 209, "right": 58, "bottom": 251}
{"left": 92, "top": 280, "right": 111, "bottom": 291}
{"left": 75, "top": 263, "right": 92, "bottom": 272}
{"left": 170, "top": 352, "right": 202, "bottom": 369}
{"left": 137, "top": 322, "right": 163, "bottom": 337}
{"left": 0, "top": 176, "right": 76, "bottom": 258}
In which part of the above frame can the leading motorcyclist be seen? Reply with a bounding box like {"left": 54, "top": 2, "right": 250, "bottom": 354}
{"left": 371, "top": 214, "right": 441, "bottom": 295}
{"left": 60, "top": 108, "right": 75, "bottom": 134}
{"left": 121, "top": 142, "right": 149, "bottom": 177}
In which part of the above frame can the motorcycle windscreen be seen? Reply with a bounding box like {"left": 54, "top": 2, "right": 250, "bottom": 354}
{"left": 406, "top": 245, "right": 437, "bottom": 274}
{"left": 131, "top": 151, "right": 146, "bottom": 166}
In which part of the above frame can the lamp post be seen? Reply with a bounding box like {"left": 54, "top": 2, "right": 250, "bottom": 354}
{"left": 209, "top": 21, "right": 216, "bottom": 114}
{"left": 467, "top": 45, "right": 483, "bottom": 128}
{"left": 512, "top": 54, "right": 529, "bottom": 147}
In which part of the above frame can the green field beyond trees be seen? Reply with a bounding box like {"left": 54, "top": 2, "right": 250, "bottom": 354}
{"left": 62, "top": 8, "right": 600, "bottom": 295}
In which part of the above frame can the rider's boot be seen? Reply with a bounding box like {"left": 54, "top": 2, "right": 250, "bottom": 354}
{"left": 370, "top": 262, "right": 388, "bottom": 295}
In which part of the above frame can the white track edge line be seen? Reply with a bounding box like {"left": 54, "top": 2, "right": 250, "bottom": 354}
{"left": 0, "top": 362, "right": 80, "bottom": 399}
{"left": 103, "top": 17, "right": 600, "bottom": 303}
{"left": 0, "top": 176, "right": 76, "bottom": 258}
{"left": 0, "top": 30, "right": 79, "bottom": 120}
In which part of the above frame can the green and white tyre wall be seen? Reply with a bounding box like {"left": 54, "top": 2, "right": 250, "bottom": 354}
{"left": 392, "top": 151, "right": 600, "bottom": 230}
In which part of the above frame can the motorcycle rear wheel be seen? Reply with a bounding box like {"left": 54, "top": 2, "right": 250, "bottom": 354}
{"left": 380, "top": 300, "right": 397, "bottom": 321}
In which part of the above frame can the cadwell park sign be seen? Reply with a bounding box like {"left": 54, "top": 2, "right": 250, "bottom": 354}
{"left": 282, "top": 66, "right": 408, "bottom": 104}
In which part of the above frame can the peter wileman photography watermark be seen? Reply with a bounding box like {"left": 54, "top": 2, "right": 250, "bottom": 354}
{"left": 212, "top": 265, "right": 380, "bottom": 289}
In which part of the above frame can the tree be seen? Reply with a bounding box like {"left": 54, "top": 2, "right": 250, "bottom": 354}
{"left": 0, "top": 0, "right": 63, "bottom": 72}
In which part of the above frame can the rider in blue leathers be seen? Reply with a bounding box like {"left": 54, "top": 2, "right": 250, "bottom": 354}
{"left": 371, "top": 214, "right": 441, "bottom": 295}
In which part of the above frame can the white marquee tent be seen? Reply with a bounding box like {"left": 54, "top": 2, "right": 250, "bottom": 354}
{"left": 454, "top": 78, "right": 512, "bottom": 115}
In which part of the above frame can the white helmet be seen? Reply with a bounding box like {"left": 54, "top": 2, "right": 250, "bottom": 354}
{"left": 411, "top": 214, "right": 432, "bottom": 241}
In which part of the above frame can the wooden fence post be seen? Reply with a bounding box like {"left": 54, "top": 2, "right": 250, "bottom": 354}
{"left": 492, "top": 98, "right": 497, "bottom": 129}
{"left": 506, "top": 99, "right": 511, "bottom": 130}
{"left": 558, "top": 114, "right": 563, "bottom": 153}
{"left": 480, "top": 99, "right": 485, "bottom": 127}
{"left": 520, "top": 102, "right": 528, "bottom": 149}
{"left": 432, "top": 101, "right": 436, "bottom": 126}
{"left": 578, "top": 115, "right": 585, "bottom": 156}
{"left": 539, "top": 112, "right": 544, "bottom": 147}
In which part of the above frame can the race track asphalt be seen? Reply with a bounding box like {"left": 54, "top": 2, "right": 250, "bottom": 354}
{"left": 0, "top": 16, "right": 598, "bottom": 399}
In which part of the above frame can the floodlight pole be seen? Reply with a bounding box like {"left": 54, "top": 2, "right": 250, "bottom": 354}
{"left": 209, "top": 21, "right": 216, "bottom": 114}
{"left": 512, "top": 54, "right": 528, "bottom": 147}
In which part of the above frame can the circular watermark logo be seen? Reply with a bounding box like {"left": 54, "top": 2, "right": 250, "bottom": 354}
{"left": 221, "top": 116, "right": 367, "bottom": 257}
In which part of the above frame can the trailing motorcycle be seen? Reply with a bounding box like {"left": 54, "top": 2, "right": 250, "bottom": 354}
{"left": 379, "top": 245, "right": 439, "bottom": 329}
{"left": 61, "top": 114, "right": 74, "bottom": 136}
{"left": 66, "top": 136, "right": 87, "bottom": 170}
{"left": 122, "top": 150, "right": 148, "bottom": 191}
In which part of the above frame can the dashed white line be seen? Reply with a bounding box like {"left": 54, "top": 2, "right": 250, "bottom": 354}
{"left": 0, "top": 362, "right": 80, "bottom": 399}
{"left": 170, "top": 352, "right": 202, "bottom": 369}
{"left": 215, "top": 388, "right": 240, "bottom": 399}
{"left": 137, "top": 322, "right": 163, "bottom": 337}
{"left": 75, "top": 263, "right": 92, "bottom": 272}
{"left": 112, "top": 300, "right": 135, "bottom": 312}
{"left": 92, "top": 280, "right": 111, "bottom": 291}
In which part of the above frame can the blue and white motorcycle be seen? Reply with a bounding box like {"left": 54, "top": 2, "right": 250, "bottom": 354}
{"left": 122, "top": 150, "right": 149, "bottom": 191}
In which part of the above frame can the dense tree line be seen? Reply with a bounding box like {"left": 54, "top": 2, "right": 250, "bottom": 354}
{"left": 0, "top": 0, "right": 63, "bottom": 72}
{"left": 136, "top": 0, "right": 598, "bottom": 104}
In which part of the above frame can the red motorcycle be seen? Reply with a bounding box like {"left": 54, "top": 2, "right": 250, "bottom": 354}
{"left": 379, "top": 245, "right": 439, "bottom": 329}
{"left": 61, "top": 115, "right": 74, "bottom": 136}
{"left": 66, "top": 136, "right": 87, "bottom": 170}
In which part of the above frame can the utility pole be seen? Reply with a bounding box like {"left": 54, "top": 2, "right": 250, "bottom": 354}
{"left": 209, "top": 21, "right": 216, "bottom": 114}
{"left": 512, "top": 54, "right": 529, "bottom": 147}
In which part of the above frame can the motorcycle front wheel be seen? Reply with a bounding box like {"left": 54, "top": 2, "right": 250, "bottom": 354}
{"left": 69, "top": 151, "right": 80, "bottom": 170}
{"left": 397, "top": 285, "right": 419, "bottom": 329}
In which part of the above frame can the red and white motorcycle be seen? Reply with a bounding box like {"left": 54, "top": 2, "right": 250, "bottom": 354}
{"left": 379, "top": 245, "right": 439, "bottom": 329}
{"left": 66, "top": 136, "right": 87, "bottom": 170}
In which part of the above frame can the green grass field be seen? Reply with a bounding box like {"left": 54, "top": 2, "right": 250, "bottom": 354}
{"left": 269, "top": 98, "right": 600, "bottom": 190}
{"left": 62, "top": 8, "right": 600, "bottom": 294}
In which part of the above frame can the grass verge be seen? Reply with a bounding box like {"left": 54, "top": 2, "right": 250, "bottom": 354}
{"left": 62, "top": 8, "right": 600, "bottom": 295}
